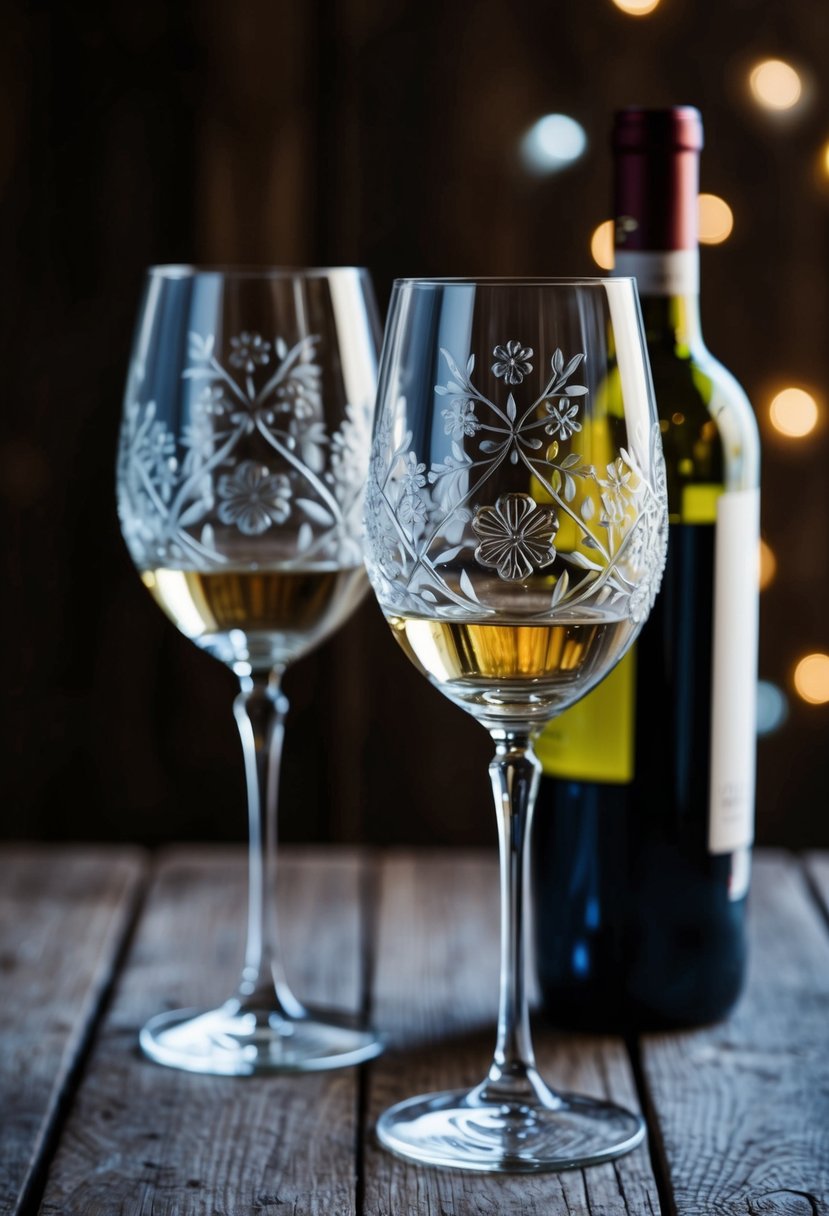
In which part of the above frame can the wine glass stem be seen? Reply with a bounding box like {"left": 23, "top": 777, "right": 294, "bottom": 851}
{"left": 478, "top": 730, "right": 544, "bottom": 1104}
{"left": 232, "top": 669, "right": 305, "bottom": 1020}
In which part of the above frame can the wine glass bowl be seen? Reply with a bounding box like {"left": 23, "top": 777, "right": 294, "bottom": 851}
{"left": 366, "top": 277, "right": 666, "bottom": 732}
{"left": 365, "top": 277, "right": 668, "bottom": 1170}
{"left": 117, "top": 265, "right": 382, "bottom": 1074}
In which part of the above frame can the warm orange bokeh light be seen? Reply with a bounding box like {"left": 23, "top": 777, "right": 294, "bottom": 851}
{"left": 611, "top": 0, "right": 661, "bottom": 12}
{"left": 749, "top": 59, "right": 802, "bottom": 111}
{"left": 698, "top": 194, "right": 734, "bottom": 244}
{"left": 793, "top": 654, "right": 829, "bottom": 705}
{"left": 758, "top": 539, "right": 776, "bottom": 591}
{"left": 768, "top": 387, "right": 819, "bottom": 438}
{"left": 590, "top": 220, "right": 615, "bottom": 270}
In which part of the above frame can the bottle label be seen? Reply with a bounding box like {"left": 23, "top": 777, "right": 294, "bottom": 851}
{"left": 536, "top": 488, "right": 759, "bottom": 856}
{"left": 614, "top": 250, "right": 699, "bottom": 297}
{"left": 536, "top": 648, "right": 636, "bottom": 783}
{"left": 708, "top": 487, "right": 760, "bottom": 854}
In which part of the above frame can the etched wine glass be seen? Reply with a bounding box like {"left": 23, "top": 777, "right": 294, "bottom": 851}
{"left": 117, "top": 266, "right": 382, "bottom": 1074}
{"left": 364, "top": 277, "right": 668, "bottom": 1170}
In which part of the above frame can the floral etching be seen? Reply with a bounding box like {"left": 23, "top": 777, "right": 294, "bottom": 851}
{"left": 118, "top": 331, "right": 371, "bottom": 568}
{"left": 217, "top": 462, "right": 292, "bottom": 534}
{"left": 472, "top": 494, "right": 559, "bottom": 582}
{"left": 366, "top": 340, "right": 666, "bottom": 621}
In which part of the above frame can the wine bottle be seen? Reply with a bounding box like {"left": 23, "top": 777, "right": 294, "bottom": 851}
{"left": 532, "top": 107, "right": 761, "bottom": 1030}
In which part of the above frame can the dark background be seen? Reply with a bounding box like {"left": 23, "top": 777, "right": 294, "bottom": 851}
{"left": 2, "top": 0, "right": 827, "bottom": 848}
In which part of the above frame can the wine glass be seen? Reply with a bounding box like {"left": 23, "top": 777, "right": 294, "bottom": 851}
{"left": 117, "top": 265, "right": 383, "bottom": 1074}
{"left": 364, "top": 277, "right": 668, "bottom": 1170}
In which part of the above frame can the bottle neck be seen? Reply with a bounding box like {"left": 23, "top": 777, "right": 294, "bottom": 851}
{"left": 638, "top": 289, "right": 703, "bottom": 352}
{"left": 613, "top": 247, "right": 704, "bottom": 351}
{"left": 612, "top": 107, "right": 705, "bottom": 354}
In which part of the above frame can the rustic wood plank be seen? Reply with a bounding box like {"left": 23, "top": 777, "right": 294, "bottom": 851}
{"left": 37, "top": 847, "right": 367, "bottom": 1216}
{"left": 362, "top": 851, "right": 660, "bottom": 1215}
{"left": 0, "top": 846, "right": 145, "bottom": 1216}
{"left": 640, "top": 852, "right": 829, "bottom": 1215}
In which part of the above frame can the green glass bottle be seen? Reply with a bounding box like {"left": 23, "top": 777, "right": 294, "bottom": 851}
{"left": 533, "top": 107, "right": 761, "bottom": 1030}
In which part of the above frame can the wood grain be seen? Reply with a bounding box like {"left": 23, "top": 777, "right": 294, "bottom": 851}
{"left": 37, "top": 847, "right": 368, "bottom": 1216}
{"left": 361, "top": 850, "right": 660, "bottom": 1215}
{"left": 640, "top": 852, "right": 829, "bottom": 1216}
{"left": 0, "top": 846, "right": 144, "bottom": 1216}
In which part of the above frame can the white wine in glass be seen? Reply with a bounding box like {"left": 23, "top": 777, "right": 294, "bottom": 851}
{"left": 364, "top": 277, "right": 668, "bottom": 1171}
{"left": 117, "top": 265, "right": 382, "bottom": 1074}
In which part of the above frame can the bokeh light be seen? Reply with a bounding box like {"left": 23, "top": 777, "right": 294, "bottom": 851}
{"left": 590, "top": 220, "right": 615, "bottom": 270}
{"left": 749, "top": 59, "right": 802, "bottom": 111}
{"left": 611, "top": 0, "right": 661, "bottom": 13}
{"left": 698, "top": 194, "right": 734, "bottom": 244}
{"left": 756, "top": 680, "right": 789, "bottom": 735}
{"left": 821, "top": 140, "right": 829, "bottom": 177}
{"left": 793, "top": 654, "right": 829, "bottom": 705}
{"left": 758, "top": 539, "right": 776, "bottom": 590}
{"left": 521, "top": 114, "right": 587, "bottom": 175}
{"left": 768, "top": 387, "right": 819, "bottom": 438}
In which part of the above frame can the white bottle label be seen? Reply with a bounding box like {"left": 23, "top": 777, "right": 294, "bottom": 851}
{"left": 614, "top": 250, "right": 700, "bottom": 296}
{"left": 708, "top": 487, "right": 760, "bottom": 854}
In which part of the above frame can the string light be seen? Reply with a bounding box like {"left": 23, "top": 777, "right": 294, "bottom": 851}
{"left": 756, "top": 680, "right": 788, "bottom": 735}
{"left": 793, "top": 654, "right": 829, "bottom": 705}
{"left": 590, "top": 221, "right": 615, "bottom": 270}
{"left": 611, "top": 0, "right": 661, "bottom": 14}
{"left": 758, "top": 539, "right": 776, "bottom": 590}
{"left": 749, "top": 59, "right": 802, "bottom": 111}
{"left": 698, "top": 194, "right": 734, "bottom": 244}
{"left": 521, "top": 114, "right": 587, "bottom": 175}
{"left": 768, "top": 387, "right": 819, "bottom": 438}
{"left": 820, "top": 140, "right": 829, "bottom": 177}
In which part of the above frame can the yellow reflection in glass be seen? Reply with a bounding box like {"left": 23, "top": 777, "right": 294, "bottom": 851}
{"left": 793, "top": 653, "right": 829, "bottom": 705}
{"left": 749, "top": 59, "right": 802, "bottom": 110}
{"left": 758, "top": 539, "right": 776, "bottom": 590}
{"left": 611, "top": 0, "right": 660, "bottom": 13}
{"left": 590, "top": 220, "right": 615, "bottom": 270}
{"left": 769, "top": 387, "right": 819, "bottom": 437}
{"left": 698, "top": 194, "right": 734, "bottom": 244}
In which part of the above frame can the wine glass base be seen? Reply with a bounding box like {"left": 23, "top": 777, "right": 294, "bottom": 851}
{"left": 139, "top": 1002, "right": 383, "bottom": 1075}
{"left": 376, "top": 1087, "right": 645, "bottom": 1173}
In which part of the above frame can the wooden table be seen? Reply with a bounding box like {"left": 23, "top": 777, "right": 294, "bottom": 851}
{"left": 1, "top": 846, "right": 827, "bottom": 1215}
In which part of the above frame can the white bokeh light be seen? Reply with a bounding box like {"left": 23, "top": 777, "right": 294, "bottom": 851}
{"left": 749, "top": 59, "right": 802, "bottom": 111}
{"left": 756, "top": 680, "right": 788, "bottom": 735}
{"left": 521, "top": 114, "right": 588, "bottom": 175}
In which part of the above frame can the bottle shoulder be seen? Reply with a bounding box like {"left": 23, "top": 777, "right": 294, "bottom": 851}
{"left": 646, "top": 338, "right": 760, "bottom": 495}
{"left": 690, "top": 343, "right": 761, "bottom": 491}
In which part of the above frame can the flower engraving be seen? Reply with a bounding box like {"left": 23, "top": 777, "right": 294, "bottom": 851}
{"left": 365, "top": 339, "right": 666, "bottom": 621}
{"left": 472, "top": 493, "right": 559, "bottom": 581}
{"left": 398, "top": 489, "right": 428, "bottom": 528}
{"left": 492, "top": 340, "right": 534, "bottom": 385}
{"left": 330, "top": 402, "right": 371, "bottom": 495}
{"left": 545, "top": 400, "right": 582, "bottom": 440}
{"left": 274, "top": 358, "right": 322, "bottom": 421}
{"left": 229, "top": 331, "right": 271, "bottom": 373}
{"left": 217, "top": 461, "right": 292, "bottom": 534}
{"left": 117, "top": 399, "right": 180, "bottom": 559}
{"left": 442, "top": 399, "right": 480, "bottom": 439}
{"left": 196, "top": 385, "right": 228, "bottom": 416}
{"left": 119, "top": 326, "right": 372, "bottom": 569}
{"left": 624, "top": 426, "right": 668, "bottom": 623}
{"left": 401, "top": 450, "right": 427, "bottom": 494}
{"left": 599, "top": 457, "right": 635, "bottom": 527}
